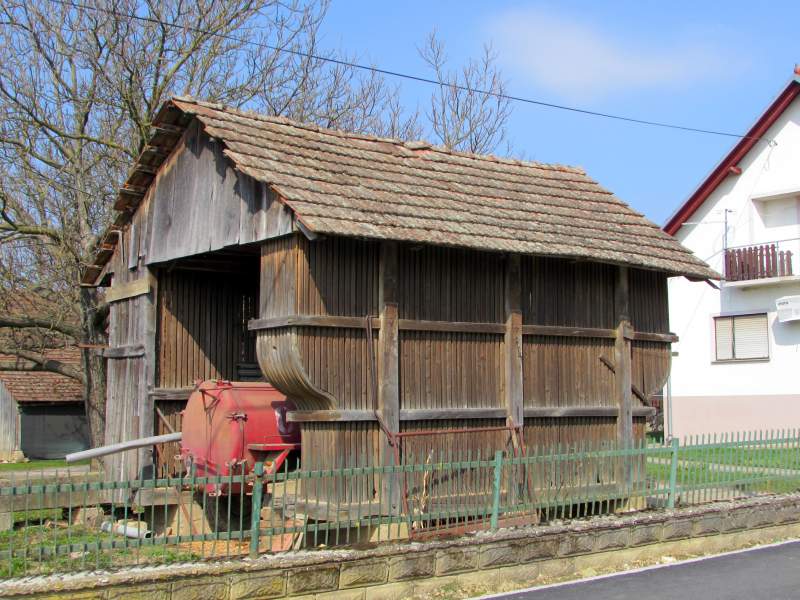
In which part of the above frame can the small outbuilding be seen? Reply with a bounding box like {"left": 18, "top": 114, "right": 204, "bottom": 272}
{"left": 82, "top": 98, "right": 714, "bottom": 506}
{"left": 0, "top": 348, "right": 90, "bottom": 460}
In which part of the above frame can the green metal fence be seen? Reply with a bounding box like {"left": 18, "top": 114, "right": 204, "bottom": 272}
{"left": 2, "top": 429, "right": 799, "bottom": 577}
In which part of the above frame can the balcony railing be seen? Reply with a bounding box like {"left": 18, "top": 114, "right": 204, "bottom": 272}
{"left": 724, "top": 243, "right": 793, "bottom": 282}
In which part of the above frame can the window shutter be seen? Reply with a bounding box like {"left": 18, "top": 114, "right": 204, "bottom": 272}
{"left": 715, "top": 317, "right": 734, "bottom": 361}
{"left": 733, "top": 314, "right": 769, "bottom": 359}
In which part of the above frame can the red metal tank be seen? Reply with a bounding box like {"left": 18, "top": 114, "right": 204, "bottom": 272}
{"left": 180, "top": 380, "right": 299, "bottom": 494}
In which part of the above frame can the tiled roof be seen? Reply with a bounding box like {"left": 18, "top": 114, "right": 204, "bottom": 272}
{"left": 84, "top": 97, "right": 717, "bottom": 282}
{"left": 0, "top": 348, "right": 83, "bottom": 404}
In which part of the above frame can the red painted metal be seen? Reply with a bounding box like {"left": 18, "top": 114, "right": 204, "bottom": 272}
{"left": 180, "top": 380, "right": 300, "bottom": 494}
{"left": 663, "top": 76, "right": 800, "bottom": 237}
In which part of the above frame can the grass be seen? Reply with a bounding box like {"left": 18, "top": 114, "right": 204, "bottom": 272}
{"left": 0, "top": 523, "right": 200, "bottom": 578}
{"left": 0, "top": 459, "right": 91, "bottom": 473}
{"left": 646, "top": 455, "right": 800, "bottom": 501}
{"left": 678, "top": 446, "right": 800, "bottom": 470}
{"left": 12, "top": 508, "right": 64, "bottom": 524}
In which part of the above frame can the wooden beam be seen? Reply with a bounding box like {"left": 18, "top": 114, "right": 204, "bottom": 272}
{"left": 401, "top": 408, "right": 508, "bottom": 420}
{"left": 148, "top": 387, "right": 194, "bottom": 401}
{"left": 103, "top": 344, "right": 145, "bottom": 359}
{"left": 288, "top": 407, "right": 656, "bottom": 422}
{"left": 132, "top": 164, "right": 157, "bottom": 176}
{"left": 248, "top": 315, "right": 378, "bottom": 331}
{"left": 524, "top": 407, "right": 655, "bottom": 418}
{"left": 632, "top": 331, "right": 679, "bottom": 343}
{"left": 248, "top": 314, "right": 674, "bottom": 343}
{"left": 140, "top": 267, "right": 158, "bottom": 472}
{"left": 522, "top": 324, "right": 617, "bottom": 339}
{"left": 142, "top": 145, "right": 170, "bottom": 158}
{"left": 294, "top": 218, "right": 320, "bottom": 241}
{"left": 615, "top": 266, "right": 633, "bottom": 487}
{"left": 287, "top": 410, "right": 377, "bottom": 423}
{"left": 105, "top": 275, "right": 153, "bottom": 304}
{"left": 119, "top": 184, "right": 147, "bottom": 196}
{"left": 400, "top": 319, "right": 505, "bottom": 334}
{"left": 377, "top": 241, "right": 400, "bottom": 511}
{"left": 504, "top": 254, "right": 524, "bottom": 429}
{"left": 152, "top": 123, "right": 183, "bottom": 136}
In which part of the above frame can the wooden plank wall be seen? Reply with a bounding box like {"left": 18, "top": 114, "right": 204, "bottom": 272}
{"left": 398, "top": 246, "right": 505, "bottom": 411}
{"left": 0, "top": 380, "right": 19, "bottom": 459}
{"left": 256, "top": 235, "right": 379, "bottom": 413}
{"left": 104, "top": 291, "right": 151, "bottom": 482}
{"left": 153, "top": 400, "right": 185, "bottom": 477}
{"left": 98, "top": 121, "right": 293, "bottom": 288}
{"left": 255, "top": 235, "right": 674, "bottom": 494}
{"left": 301, "top": 421, "right": 380, "bottom": 508}
{"left": 157, "top": 269, "right": 258, "bottom": 388}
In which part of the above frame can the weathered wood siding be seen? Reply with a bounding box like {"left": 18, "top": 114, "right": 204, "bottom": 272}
{"left": 256, "top": 235, "right": 378, "bottom": 411}
{"left": 104, "top": 282, "right": 154, "bottom": 483}
{"left": 0, "top": 380, "right": 19, "bottom": 460}
{"left": 153, "top": 400, "right": 185, "bottom": 477}
{"left": 399, "top": 246, "right": 505, "bottom": 411}
{"left": 98, "top": 121, "right": 293, "bottom": 286}
{"left": 254, "top": 234, "right": 673, "bottom": 497}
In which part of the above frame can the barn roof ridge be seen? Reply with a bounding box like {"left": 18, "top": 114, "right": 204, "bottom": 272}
{"left": 172, "top": 96, "right": 588, "bottom": 176}
{"left": 82, "top": 97, "right": 718, "bottom": 284}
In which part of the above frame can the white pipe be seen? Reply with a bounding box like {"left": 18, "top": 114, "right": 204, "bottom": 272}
{"left": 101, "top": 521, "right": 152, "bottom": 539}
{"left": 66, "top": 432, "right": 182, "bottom": 463}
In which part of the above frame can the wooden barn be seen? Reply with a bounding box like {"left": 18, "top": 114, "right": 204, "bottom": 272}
{"left": 82, "top": 98, "right": 715, "bottom": 500}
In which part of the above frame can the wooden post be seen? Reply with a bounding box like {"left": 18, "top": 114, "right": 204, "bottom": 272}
{"left": 138, "top": 267, "right": 158, "bottom": 478}
{"left": 614, "top": 266, "right": 633, "bottom": 489}
{"left": 378, "top": 241, "right": 400, "bottom": 512}
{"left": 504, "top": 254, "right": 524, "bottom": 430}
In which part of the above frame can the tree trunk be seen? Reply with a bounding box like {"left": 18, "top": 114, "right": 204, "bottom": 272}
{"left": 80, "top": 287, "right": 107, "bottom": 450}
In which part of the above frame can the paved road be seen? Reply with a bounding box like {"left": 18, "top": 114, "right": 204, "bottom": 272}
{"left": 490, "top": 541, "right": 800, "bottom": 600}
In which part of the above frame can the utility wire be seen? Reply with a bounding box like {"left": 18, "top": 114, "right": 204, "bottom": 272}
{"left": 46, "top": 0, "right": 769, "bottom": 142}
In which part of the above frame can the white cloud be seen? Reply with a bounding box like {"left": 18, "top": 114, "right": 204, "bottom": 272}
{"left": 487, "top": 7, "right": 738, "bottom": 101}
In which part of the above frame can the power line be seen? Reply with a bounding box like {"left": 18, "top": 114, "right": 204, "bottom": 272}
{"left": 45, "top": 0, "right": 769, "bottom": 142}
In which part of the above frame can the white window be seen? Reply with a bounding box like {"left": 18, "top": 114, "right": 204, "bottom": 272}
{"left": 714, "top": 313, "right": 769, "bottom": 361}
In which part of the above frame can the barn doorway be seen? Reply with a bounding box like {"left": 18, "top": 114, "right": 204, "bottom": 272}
{"left": 152, "top": 245, "right": 261, "bottom": 476}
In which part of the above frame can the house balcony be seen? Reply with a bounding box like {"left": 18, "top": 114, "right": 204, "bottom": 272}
{"left": 723, "top": 241, "right": 798, "bottom": 288}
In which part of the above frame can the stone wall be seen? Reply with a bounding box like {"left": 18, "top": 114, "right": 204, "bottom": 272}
{"left": 4, "top": 494, "right": 800, "bottom": 600}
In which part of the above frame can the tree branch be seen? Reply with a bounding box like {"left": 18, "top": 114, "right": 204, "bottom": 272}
{"left": 0, "top": 314, "right": 81, "bottom": 338}
{"left": 0, "top": 348, "right": 86, "bottom": 383}
{"left": 0, "top": 222, "right": 63, "bottom": 243}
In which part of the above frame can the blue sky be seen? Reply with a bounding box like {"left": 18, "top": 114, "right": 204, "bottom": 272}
{"left": 322, "top": 1, "right": 799, "bottom": 225}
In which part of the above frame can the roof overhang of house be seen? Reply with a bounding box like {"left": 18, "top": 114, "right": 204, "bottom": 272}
{"left": 663, "top": 71, "right": 800, "bottom": 237}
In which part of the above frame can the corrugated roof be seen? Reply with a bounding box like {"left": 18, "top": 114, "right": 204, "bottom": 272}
{"left": 85, "top": 97, "right": 717, "bottom": 282}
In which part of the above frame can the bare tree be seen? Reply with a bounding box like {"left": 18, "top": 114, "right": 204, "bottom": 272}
{"left": 419, "top": 31, "right": 513, "bottom": 154}
{"left": 0, "top": 0, "right": 417, "bottom": 447}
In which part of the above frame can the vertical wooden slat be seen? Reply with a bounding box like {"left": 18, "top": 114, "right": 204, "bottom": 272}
{"left": 378, "top": 241, "right": 400, "bottom": 510}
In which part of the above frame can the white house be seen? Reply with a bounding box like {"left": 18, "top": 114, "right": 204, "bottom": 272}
{"left": 665, "top": 69, "right": 800, "bottom": 440}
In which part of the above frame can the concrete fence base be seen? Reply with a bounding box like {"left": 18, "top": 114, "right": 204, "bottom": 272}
{"left": 4, "top": 494, "right": 800, "bottom": 600}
